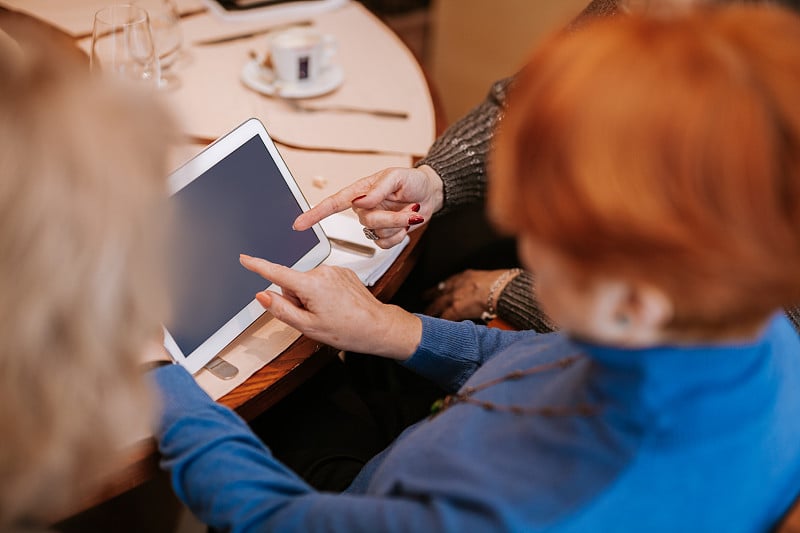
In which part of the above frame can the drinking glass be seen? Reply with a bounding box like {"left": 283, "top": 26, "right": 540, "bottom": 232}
{"left": 90, "top": 5, "right": 159, "bottom": 88}
{"left": 135, "top": 0, "right": 183, "bottom": 89}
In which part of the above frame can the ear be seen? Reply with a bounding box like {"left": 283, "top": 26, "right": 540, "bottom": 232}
{"left": 592, "top": 280, "right": 674, "bottom": 346}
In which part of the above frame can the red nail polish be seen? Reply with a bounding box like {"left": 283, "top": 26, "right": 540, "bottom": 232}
{"left": 408, "top": 215, "right": 425, "bottom": 225}
{"left": 411, "top": 203, "right": 421, "bottom": 212}
{"left": 352, "top": 194, "right": 366, "bottom": 202}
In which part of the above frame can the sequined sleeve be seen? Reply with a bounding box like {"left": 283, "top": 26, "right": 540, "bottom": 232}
{"left": 413, "top": 0, "right": 621, "bottom": 216}
{"left": 414, "top": 77, "right": 512, "bottom": 216}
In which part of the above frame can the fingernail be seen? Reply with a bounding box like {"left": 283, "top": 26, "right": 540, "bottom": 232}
{"left": 411, "top": 203, "right": 421, "bottom": 212}
{"left": 239, "top": 253, "right": 253, "bottom": 262}
{"left": 352, "top": 194, "right": 367, "bottom": 202}
{"left": 408, "top": 215, "right": 425, "bottom": 225}
{"left": 256, "top": 291, "right": 271, "bottom": 308}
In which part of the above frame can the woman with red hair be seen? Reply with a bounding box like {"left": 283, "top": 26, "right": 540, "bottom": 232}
{"left": 154, "top": 5, "right": 800, "bottom": 531}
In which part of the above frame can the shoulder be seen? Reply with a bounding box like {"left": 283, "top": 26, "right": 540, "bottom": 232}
{"left": 489, "top": 77, "right": 514, "bottom": 106}
{"left": 570, "top": 0, "right": 620, "bottom": 28}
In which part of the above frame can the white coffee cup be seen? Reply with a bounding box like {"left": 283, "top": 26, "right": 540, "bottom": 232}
{"left": 269, "top": 29, "right": 336, "bottom": 84}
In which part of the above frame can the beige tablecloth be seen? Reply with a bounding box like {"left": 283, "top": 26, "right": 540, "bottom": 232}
{"left": 169, "top": 2, "right": 434, "bottom": 155}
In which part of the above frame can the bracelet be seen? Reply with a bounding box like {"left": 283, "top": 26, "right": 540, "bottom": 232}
{"left": 481, "top": 268, "right": 523, "bottom": 322}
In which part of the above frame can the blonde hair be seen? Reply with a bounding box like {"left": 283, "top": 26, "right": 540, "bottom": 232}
{"left": 0, "top": 27, "right": 175, "bottom": 526}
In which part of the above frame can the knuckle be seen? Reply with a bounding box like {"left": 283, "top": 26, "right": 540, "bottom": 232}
{"left": 344, "top": 268, "right": 360, "bottom": 283}
{"left": 359, "top": 211, "right": 383, "bottom": 227}
{"left": 316, "top": 264, "right": 335, "bottom": 276}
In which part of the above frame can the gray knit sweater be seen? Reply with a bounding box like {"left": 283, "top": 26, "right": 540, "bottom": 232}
{"left": 415, "top": 0, "right": 619, "bottom": 331}
{"left": 415, "top": 0, "right": 800, "bottom": 333}
{"left": 416, "top": 75, "right": 552, "bottom": 331}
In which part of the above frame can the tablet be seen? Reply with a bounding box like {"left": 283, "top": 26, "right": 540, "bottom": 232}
{"left": 163, "top": 118, "right": 330, "bottom": 374}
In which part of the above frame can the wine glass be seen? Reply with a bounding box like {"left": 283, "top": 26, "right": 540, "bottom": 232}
{"left": 134, "top": 0, "right": 183, "bottom": 89}
{"left": 90, "top": 5, "right": 160, "bottom": 88}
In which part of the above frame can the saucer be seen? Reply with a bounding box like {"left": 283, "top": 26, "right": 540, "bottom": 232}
{"left": 241, "top": 59, "right": 344, "bottom": 99}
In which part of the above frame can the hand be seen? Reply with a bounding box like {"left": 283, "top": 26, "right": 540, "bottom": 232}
{"left": 293, "top": 165, "right": 444, "bottom": 249}
{"left": 240, "top": 254, "right": 422, "bottom": 360}
{"left": 424, "top": 269, "right": 511, "bottom": 322}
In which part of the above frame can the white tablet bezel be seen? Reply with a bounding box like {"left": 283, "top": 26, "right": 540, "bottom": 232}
{"left": 163, "top": 117, "right": 330, "bottom": 374}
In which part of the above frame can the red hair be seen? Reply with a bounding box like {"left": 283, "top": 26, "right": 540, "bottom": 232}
{"left": 490, "top": 5, "right": 800, "bottom": 333}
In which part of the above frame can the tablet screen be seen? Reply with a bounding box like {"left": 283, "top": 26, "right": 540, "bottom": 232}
{"left": 167, "top": 133, "right": 319, "bottom": 358}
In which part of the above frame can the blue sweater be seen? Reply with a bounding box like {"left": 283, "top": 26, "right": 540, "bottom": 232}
{"left": 154, "top": 314, "right": 800, "bottom": 532}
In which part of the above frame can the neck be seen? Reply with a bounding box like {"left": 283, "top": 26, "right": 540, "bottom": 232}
{"left": 657, "top": 317, "right": 771, "bottom": 347}
{"left": 573, "top": 317, "right": 771, "bottom": 350}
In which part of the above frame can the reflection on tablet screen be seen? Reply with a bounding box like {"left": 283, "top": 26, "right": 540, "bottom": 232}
{"left": 167, "top": 134, "right": 319, "bottom": 356}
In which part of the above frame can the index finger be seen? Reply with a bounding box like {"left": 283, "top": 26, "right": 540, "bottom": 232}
{"left": 239, "top": 254, "right": 304, "bottom": 291}
{"left": 293, "top": 181, "right": 369, "bottom": 231}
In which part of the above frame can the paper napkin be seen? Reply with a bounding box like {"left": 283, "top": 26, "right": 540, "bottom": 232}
{"left": 320, "top": 212, "right": 409, "bottom": 286}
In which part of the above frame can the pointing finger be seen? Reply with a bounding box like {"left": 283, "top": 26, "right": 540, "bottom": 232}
{"left": 294, "top": 167, "right": 412, "bottom": 230}
{"left": 294, "top": 192, "right": 356, "bottom": 231}
{"left": 293, "top": 177, "right": 375, "bottom": 231}
{"left": 239, "top": 254, "right": 304, "bottom": 291}
{"left": 257, "top": 290, "right": 312, "bottom": 330}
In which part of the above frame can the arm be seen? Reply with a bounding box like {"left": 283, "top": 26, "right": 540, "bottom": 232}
{"left": 785, "top": 304, "right": 800, "bottom": 336}
{"left": 422, "top": 269, "right": 556, "bottom": 333}
{"left": 239, "top": 255, "right": 421, "bottom": 360}
{"left": 291, "top": 78, "right": 514, "bottom": 248}
{"left": 154, "top": 364, "right": 531, "bottom": 532}
{"left": 293, "top": 1, "right": 622, "bottom": 241}
{"left": 403, "top": 314, "right": 537, "bottom": 392}
{"left": 497, "top": 271, "right": 556, "bottom": 332}
{"left": 419, "top": 0, "right": 622, "bottom": 215}
{"left": 415, "top": 77, "right": 513, "bottom": 216}
{"left": 238, "top": 255, "right": 535, "bottom": 387}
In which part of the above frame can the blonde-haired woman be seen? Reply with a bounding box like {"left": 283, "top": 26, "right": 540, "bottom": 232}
{"left": 0, "top": 26, "right": 174, "bottom": 530}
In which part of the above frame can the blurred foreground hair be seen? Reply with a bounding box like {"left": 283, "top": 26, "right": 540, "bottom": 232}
{"left": 491, "top": 5, "right": 800, "bottom": 336}
{"left": 0, "top": 24, "right": 174, "bottom": 527}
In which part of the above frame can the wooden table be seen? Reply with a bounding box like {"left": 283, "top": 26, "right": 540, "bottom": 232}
{"left": 0, "top": 0, "right": 443, "bottom": 523}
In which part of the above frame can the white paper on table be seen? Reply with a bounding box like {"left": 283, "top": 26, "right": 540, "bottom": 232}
{"left": 320, "top": 212, "right": 408, "bottom": 286}
{"left": 202, "top": 0, "right": 347, "bottom": 22}
{"left": 194, "top": 311, "right": 302, "bottom": 400}
{"left": 0, "top": 0, "right": 205, "bottom": 38}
